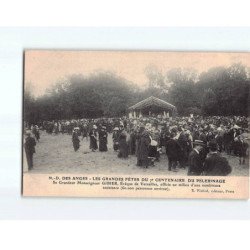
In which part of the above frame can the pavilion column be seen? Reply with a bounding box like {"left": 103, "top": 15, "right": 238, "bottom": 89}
{"left": 133, "top": 110, "right": 136, "bottom": 118}
{"left": 139, "top": 110, "right": 142, "bottom": 118}
{"left": 163, "top": 111, "right": 166, "bottom": 117}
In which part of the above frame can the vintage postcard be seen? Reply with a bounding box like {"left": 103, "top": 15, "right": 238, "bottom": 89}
{"left": 22, "top": 50, "right": 249, "bottom": 199}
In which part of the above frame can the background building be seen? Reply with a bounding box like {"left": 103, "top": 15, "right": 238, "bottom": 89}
{"left": 128, "top": 96, "right": 177, "bottom": 118}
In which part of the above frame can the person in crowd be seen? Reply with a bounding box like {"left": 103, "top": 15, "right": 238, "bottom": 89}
{"left": 188, "top": 140, "right": 206, "bottom": 176}
{"left": 135, "top": 126, "right": 141, "bottom": 157}
{"left": 81, "top": 123, "right": 88, "bottom": 141}
{"left": 203, "top": 140, "right": 232, "bottom": 176}
{"left": 215, "top": 128, "right": 224, "bottom": 152}
{"left": 72, "top": 127, "right": 80, "bottom": 151}
{"left": 99, "top": 126, "right": 108, "bottom": 152}
{"left": 53, "top": 122, "right": 59, "bottom": 135}
{"left": 177, "top": 129, "right": 190, "bottom": 169}
{"left": 241, "top": 137, "right": 249, "bottom": 165}
{"left": 165, "top": 132, "right": 181, "bottom": 171}
{"left": 117, "top": 124, "right": 128, "bottom": 158}
{"left": 32, "top": 125, "right": 40, "bottom": 142}
{"left": 24, "top": 130, "right": 36, "bottom": 170}
{"left": 128, "top": 128, "right": 136, "bottom": 155}
{"left": 89, "top": 125, "right": 98, "bottom": 151}
{"left": 136, "top": 126, "right": 151, "bottom": 168}
{"left": 223, "top": 127, "right": 234, "bottom": 154}
{"left": 31, "top": 115, "right": 248, "bottom": 175}
{"left": 234, "top": 135, "right": 249, "bottom": 165}
{"left": 151, "top": 126, "right": 161, "bottom": 161}
{"left": 112, "top": 127, "right": 120, "bottom": 151}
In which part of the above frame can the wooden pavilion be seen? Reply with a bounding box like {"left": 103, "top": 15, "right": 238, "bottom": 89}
{"left": 128, "top": 96, "right": 177, "bottom": 118}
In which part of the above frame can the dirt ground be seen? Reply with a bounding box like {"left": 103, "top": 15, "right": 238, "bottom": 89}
{"left": 27, "top": 131, "right": 249, "bottom": 176}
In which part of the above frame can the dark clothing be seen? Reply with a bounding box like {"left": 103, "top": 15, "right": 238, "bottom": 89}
{"left": 188, "top": 150, "right": 204, "bottom": 176}
{"left": 148, "top": 145, "right": 157, "bottom": 158}
{"left": 72, "top": 132, "right": 80, "bottom": 151}
{"left": 89, "top": 130, "right": 98, "bottom": 151}
{"left": 165, "top": 138, "right": 181, "bottom": 170}
{"left": 233, "top": 140, "right": 242, "bottom": 156}
{"left": 206, "top": 133, "right": 215, "bottom": 142}
{"left": 137, "top": 131, "right": 151, "bottom": 167}
{"left": 165, "top": 138, "right": 180, "bottom": 160}
{"left": 32, "top": 128, "right": 40, "bottom": 141}
{"left": 224, "top": 130, "right": 234, "bottom": 154}
{"left": 129, "top": 131, "right": 136, "bottom": 155}
{"left": 192, "top": 131, "right": 200, "bottom": 142}
{"left": 99, "top": 130, "right": 108, "bottom": 152}
{"left": 24, "top": 136, "right": 36, "bottom": 170}
{"left": 135, "top": 133, "right": 140, "bottom": 156}
{"left": 199, "top": 146, "right": 208, "bottom": 163}
{"left": 159, "top": 131, "right": 166, "bottom": 147}
{"left": 118, "top": 131, "right": 128, "bottom": 158}
{"left": 177, "top": 132, "right": 189, "bottom": 167}
{"left": 199, "top": 133, "right": 207, "bottom": 143}
{"left": 215, "top": 134, "right": 223, "bottom": 152}
{"left": 233, "top": 139, "right": 248, "bottom": 164}
{"left": 82, "top": 127, "right": 88, "bottom": 138}
{"left": 112, "top": 131, "right": 119, "bottom": 151}
{"left": 203, "top": 152, "right": 232, "bottom": 176}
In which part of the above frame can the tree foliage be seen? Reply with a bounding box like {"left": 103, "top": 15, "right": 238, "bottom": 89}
{"left": 24, "top": 63, "right": 249, "bottom": 124}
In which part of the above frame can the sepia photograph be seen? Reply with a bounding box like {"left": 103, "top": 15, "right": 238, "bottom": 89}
{"left": 22, "top": 50, "right": 249, "bottom": 198}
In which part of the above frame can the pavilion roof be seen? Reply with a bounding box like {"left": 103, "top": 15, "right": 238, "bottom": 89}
{"left": 128, "top": 96, "right": 176, "bottom": 111}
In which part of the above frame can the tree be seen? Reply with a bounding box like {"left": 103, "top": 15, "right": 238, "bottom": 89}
{"left": 31, "top": 72, "right": 136, "bottom": 122}
{"left": 198, "top": 63, "right": 249, "bottom": 116}
{"left": 24, "top": 63, "right": 249, "bottom": 124}
{"left": 166, "top": 68, "right": 199, "bottom": 115}
{"left": 144, "top": 64, "right": 169, "bottom": 90}
{"left": 201, "top": 88, "right": 217, "bottom": 115}
{"left": 23, "top": 82, "right": 38, "bottom": 126}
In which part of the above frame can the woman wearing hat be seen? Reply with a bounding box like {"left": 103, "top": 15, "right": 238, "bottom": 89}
{"left": 112, "top": 127, "right": 120, "bottom": 151}
{"left": 89, "top": 125, "right": 98, "bottom": 151}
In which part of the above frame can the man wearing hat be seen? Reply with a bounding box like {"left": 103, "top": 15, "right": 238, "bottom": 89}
{"left": 24, "top": 130, "right": 36, "bottom": 170}
{"left": 203, "top": 140, "right": 232, "bottom": 176}
{"left": 187, "top": 140, "right": 205, "bottom": 176}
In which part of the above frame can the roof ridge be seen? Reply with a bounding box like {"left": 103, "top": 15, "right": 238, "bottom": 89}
{"left": 129, "top": 96, "right": 176, "bottom": 110}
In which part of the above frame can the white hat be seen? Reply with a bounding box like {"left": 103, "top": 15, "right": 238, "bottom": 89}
{"left": 93, "top": 125, "right": 97, "bottom": 129}
{"left": 233, "top": 125, "right": 240, "bottom": 129}
{"left": 151, "top": 140, "right": 158, "bottom": 146}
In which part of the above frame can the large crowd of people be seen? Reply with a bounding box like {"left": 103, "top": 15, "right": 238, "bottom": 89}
{"left": 24, "top": 115, "right": 249, "bottom": 175}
